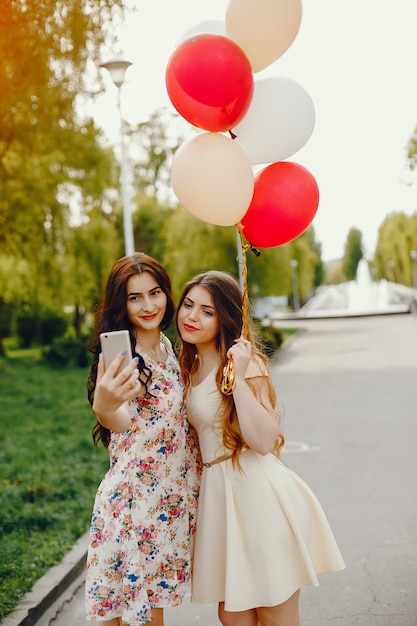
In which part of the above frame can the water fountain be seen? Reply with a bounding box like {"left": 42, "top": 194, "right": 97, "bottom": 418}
{"left": 267, "top": 259, "right": 416, "bottom": 320}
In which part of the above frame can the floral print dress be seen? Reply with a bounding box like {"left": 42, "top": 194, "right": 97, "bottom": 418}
{"left": 85, "top": 335, "right": 200, "bottom": 624}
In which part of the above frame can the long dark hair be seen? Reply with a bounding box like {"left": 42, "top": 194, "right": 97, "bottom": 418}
{"left": 176, "top": 270, "right": 283, "bottom": 465}
{"left": 88, "top": 252, "right": 174, "bottom": 448}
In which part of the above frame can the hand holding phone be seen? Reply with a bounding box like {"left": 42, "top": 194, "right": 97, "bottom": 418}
{"left": 100, "top": 330, "right": 133, "bottom": 370}
{"left": 95, "top": 330, "right": 138, "bottom": 432}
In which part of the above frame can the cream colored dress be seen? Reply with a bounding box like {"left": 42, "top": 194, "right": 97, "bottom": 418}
{"left": 187, "top": 365, "right": 345, "bottom": 611}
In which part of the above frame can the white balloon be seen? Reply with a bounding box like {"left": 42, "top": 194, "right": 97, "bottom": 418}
{"left": 233, "top": 77, "right": 315, "bottom": 165}
{"left": 171, "top": 132, "right": 254, "bottom": 226}
{"left": 176, "top": 20, "right": 226, "bottom": 47}
{"left": 226, "top": 0, "right": 302, "bottom": 72}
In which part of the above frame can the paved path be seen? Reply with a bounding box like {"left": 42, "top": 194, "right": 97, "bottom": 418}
{"left": 28, "top": 314, "right": 417, "bottom": 625}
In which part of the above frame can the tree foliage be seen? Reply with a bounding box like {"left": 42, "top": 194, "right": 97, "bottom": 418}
{"left": 160, "top": 207, "right": 238, "bottom": 298}
{"left": 0, "top": 1, "right": 327, "bottom": 345}
{"left": 405, "top": 125, "right": 417, "bottom": 173}
{"left": 0, "top": 0, "right": 124, "bottom": 308}
{"left": 290, "top": 227, "right": 324, "bottom": 296}
{"left": 373, "top": 211, "right": 417, "bottom": 285}
{"left": 342, "top": 227, "right": 364, "bottom": 280}
{"left": 128, "top": 109, "right": 191, "bottom": 204}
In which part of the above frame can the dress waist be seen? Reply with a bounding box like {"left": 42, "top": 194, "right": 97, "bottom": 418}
{"left": 202, "top": 452, "right": 233, "bottom": 467}
{"left": 202, "top": 447, "right": 251, "bottom": 467}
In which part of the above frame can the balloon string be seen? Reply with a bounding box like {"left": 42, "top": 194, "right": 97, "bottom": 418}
{"left": 221, "top": 223, "right": 250, "bottom": 396}
{"left": 236, "top": 223, "right": 250, "bottom": 341}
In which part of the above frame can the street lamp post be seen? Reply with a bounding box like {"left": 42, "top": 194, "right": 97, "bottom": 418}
{"left": 99, "top": 59, "right": 135, "bottom": 256}
{"left": 290, "top": 259, "right": 300, "bottom": 312}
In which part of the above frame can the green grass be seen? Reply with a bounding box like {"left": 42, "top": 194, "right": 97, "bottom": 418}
{"left": 279, "top": 327, "right": 298, "bottom": 341}
{"left": 0, "top": 346, "right": 109, "bottom": 620}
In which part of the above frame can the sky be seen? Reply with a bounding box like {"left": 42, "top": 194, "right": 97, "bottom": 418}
{"left": 91, "top": 0, "right": 417, "bottom": 262}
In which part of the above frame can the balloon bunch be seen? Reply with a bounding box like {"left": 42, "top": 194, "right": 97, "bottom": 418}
{"left": 165, "top": 0, "right": 319, "bottom": 249}
{"left": 165, "top": 1, "right": 318, "bottom": 390}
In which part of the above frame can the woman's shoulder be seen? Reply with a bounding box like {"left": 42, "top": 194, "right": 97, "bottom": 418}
{"left": 160, "top": 332, "right": 171, "bottom": 347}
{"left": 160, "top": 333, "right": 177, "bottom": 359}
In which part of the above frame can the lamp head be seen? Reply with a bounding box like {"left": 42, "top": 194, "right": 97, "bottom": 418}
{"left": 100, "top": 58, "right": 132, "bottom": 88}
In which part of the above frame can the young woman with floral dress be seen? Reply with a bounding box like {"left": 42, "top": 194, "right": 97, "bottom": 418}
{"left": 85, "top": 253, "right": 200, "bottom": 626}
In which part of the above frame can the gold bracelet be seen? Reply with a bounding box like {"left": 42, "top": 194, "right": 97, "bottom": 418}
{"left": 221, "top": 358, "right": 235, "bottom": 395}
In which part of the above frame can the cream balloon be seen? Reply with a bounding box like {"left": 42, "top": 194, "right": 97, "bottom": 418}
{"left": 176, "top": 19, "right": 226, "bottom": 47}
{"left": 171, "top": 133, "right": 254, "bottom": 226}
{"left": 226, "top": 0, "right": 302, "bottom": 73}
{"left": 233, "top": 77, "right": 315, "bottom": 165}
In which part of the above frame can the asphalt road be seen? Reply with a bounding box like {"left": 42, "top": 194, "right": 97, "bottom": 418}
{"left": 45, "top": 314, "right": 417, "bottom": 626}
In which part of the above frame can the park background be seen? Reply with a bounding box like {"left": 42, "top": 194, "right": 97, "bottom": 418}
{"left": 1, "top": 0, "right": 417, "bottom": 620}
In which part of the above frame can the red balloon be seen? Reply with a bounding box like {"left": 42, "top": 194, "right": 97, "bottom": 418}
{"left": 241, "top": 162, "right": 319, "bottom": 247}
{"left": 165, "top": 34, "right": 254, "bottom": 132}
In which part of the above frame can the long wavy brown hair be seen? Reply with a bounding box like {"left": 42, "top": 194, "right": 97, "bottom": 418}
{"left": 176, "top": 270, "right": 284, "bottom": 466}
{"left": 87, "top": 252, "right": 175, "bottom": 448}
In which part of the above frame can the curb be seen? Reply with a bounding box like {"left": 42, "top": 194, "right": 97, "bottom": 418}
{"left": 1, "top": 532, "right": 89, "bottom": 626}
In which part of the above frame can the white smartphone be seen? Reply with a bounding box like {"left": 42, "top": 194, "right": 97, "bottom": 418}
{"left": 100, "top": 330, "right": 133, "bottom": 370}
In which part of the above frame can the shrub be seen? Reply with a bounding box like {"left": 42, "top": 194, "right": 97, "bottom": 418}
{"left": 0, "top": 298, "right": 14, "bottom": 356}
{"left": 42, "top": 336, "right": 90, "bottom": 367}
{"left": 16, "top": 308, "right": 68, "bottom": 348}
{"left": 0, "top": 297, "right": 14, "bottom": 339}
{"left": 39, "top": 311, "right": 68, "bottom": 345}
{"left": 16, "top": 312, "right": 40, "bottom": 348}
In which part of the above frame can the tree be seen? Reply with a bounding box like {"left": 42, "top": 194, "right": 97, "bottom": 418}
{"left": 160, "top": 204, "right": 325, "bottom": 308}
{"left": 64, "top": 211, "right": 122, "bottom": 333}
{"left": 286, "top": 227, "right": 323, "bottom": 305}
{"left": 309, "top": 228, "right": 325, "bottom": 288}
{"left": 373, "top": 211, "right": 417, "bottom": 285}
{"left": 342, "top": 228, "right": 364, "bottom": 280}
{"left": 102, "top": 108, "right": 326, "bottom": 308}
{"left": 405, "top": 125, "right": 417, "bottom": 173}
{"left": 128, "top": 109, "right": 191, "bottom": 204}
{"left": 0, "top": 0, "right": 125, "bottom": 287}
{"left": 132, "top": 194, "right": 171, "bottom": 261}
{"left": 162, "top": 208, "right": 238, "bottom": 298}
{"left": 0, "top": 6, "right": 328, "bottom": 333}
{"left": 324, "top": 261, "right": 345, "bottom": 285}
{"left": 246, "top": 244, "right": 291, "bottom": 300}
